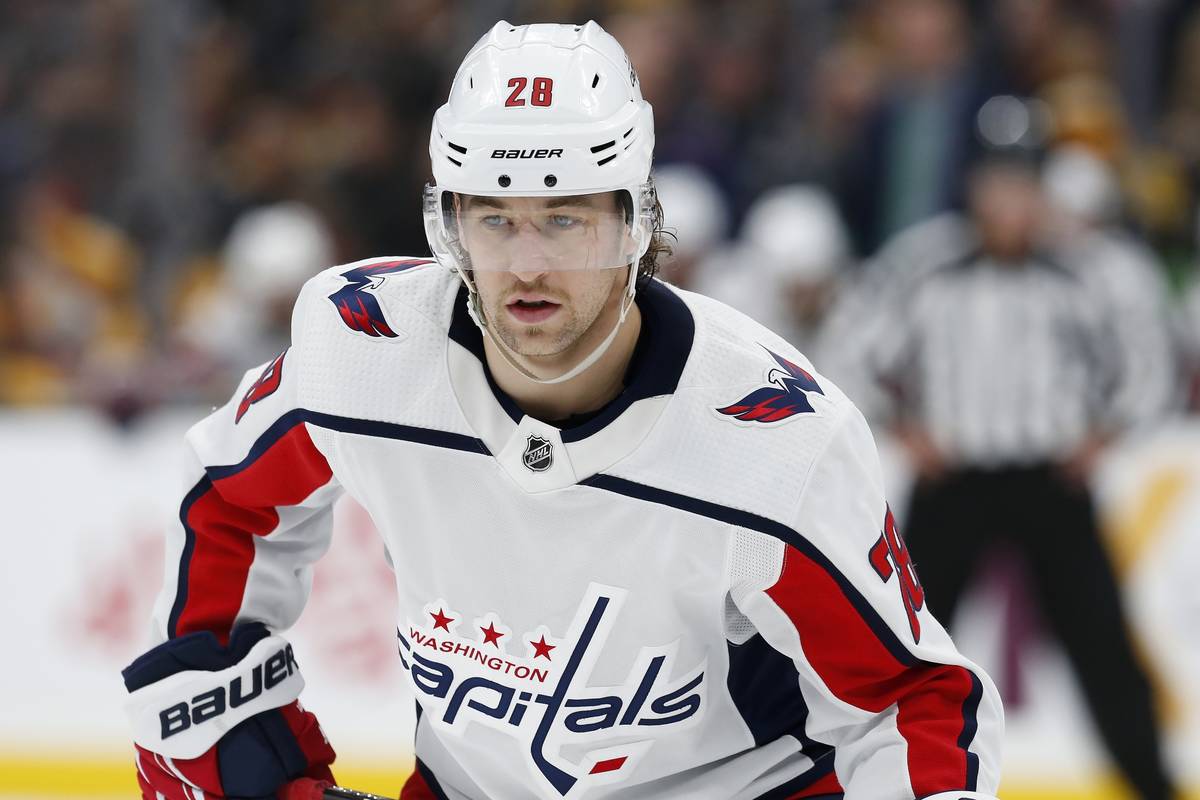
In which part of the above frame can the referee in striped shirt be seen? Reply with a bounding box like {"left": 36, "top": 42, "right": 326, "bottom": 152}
{"left": 857, "top": 153, "right": 1177, "bottom": 799}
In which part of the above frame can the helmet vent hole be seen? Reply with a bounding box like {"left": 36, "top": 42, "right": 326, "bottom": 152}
{"left": 590, "top": 141, "right": 615, "bottom": 154}
{"left": 447, "top": 141, "right": 467, "bottom": 154}
{"left": 447, "top": 156, "right": 462, "bottom": 167}
{"left": 623, "top": 127, "right": 634, "bottom": 138}
{"left": 469, "top": 77, "right": 474, "bottom": 89}
{"left": 544, "top": 174, "right": 557, "bottom": 187}
{"left": 597, "top": 153, "right": 618, "bottom": 167}
{"left": 498, "top": 175, "right": 511, "bottom": 188}
{"left": 591, "top": 74, "right": 600, "bottom": 89}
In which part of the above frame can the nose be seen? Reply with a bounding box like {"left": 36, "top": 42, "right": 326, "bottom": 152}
{"left": 511, "top": 266, "right": 550, "bottom": 282}
{"left": 507, "top": 221, "right": 554, "bottom": 279}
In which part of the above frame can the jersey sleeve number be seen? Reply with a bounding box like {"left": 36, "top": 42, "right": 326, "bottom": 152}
{"left": 868, "top": 506, "right": 926, "bottom": 643}
{"left": 505, "top": 76, "right": 554, "bottom": 107}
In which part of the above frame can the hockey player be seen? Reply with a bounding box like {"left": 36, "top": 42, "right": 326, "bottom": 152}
{"left": 124, "top": 21, "right": 1003, "bottom": 800}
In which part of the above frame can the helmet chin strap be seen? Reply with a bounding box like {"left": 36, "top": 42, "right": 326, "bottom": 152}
{"left": 465, "top": 263, "right": 638, "bottom": 386}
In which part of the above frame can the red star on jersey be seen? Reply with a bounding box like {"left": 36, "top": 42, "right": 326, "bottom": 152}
{"left": 430, "top": 609, "right": 454, "bottom": 631}
{"left": 530, "top": 635, "right": 555, "bottom": 661}
{"left": 480, "top": 622, "right": 504, "bottom": 647}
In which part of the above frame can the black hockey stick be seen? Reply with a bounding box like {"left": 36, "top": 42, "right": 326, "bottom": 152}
{"left": 322, "top": 787, "right": 397, "bottom": 800}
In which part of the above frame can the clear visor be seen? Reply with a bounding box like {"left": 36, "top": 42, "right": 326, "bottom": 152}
{"left": 447, "top": 191, "right": 639, "bottom": 272}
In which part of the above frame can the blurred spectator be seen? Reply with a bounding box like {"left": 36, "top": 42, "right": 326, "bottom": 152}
{"left": 652, "top": 163, "right": 729, "bottom": 291}
{"left": 1040, "top": 73, "right": 1128, "bottom": 161}
{"left": 1, "top": 0, "right": 1199, "bottom": 433}
{"left": 851, "top": 153, "right": 1177, "bottom": 799}
{"left": 604, "top": 7, "right": 695, "bottom": 142}
{"left": 630, "top": 3, "right": 800, "bottom": 218}
{"left": 804, "top": 35, "right": 886, "bottom": 183}
{"left": 840, "top": 0, "right": 987, "bottom": 254}
{"left": 983, "top": 0, "right": 1110, "bottom": 96}
{"left": 0, "top": 174, "right": 147, "bottom": 413}
{"left": 1162, "top": 8, "right": 1200, "bottom": 194}
{"left": 1031, "top": 61, "right": 1196, "bottom": 271}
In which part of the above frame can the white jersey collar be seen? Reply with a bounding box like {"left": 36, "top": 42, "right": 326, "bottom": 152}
{"left": 446, "top": 281, "right": 694, "bottom": 492}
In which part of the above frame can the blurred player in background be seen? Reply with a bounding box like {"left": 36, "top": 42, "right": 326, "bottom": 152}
{"left": 651, "top": 162, "right": 729, "bottom": 291}
{"left": 698, "top": 184, "right": 852, "bottom": 356}
{"left": 122, "top": 21, "right": 1002, "bottom": 800}
{"left": 178, "top": 201, "right": 336, "bottom": 377}
{"left": 850, "top": 147, "right": 1178, "bottom": 800}
{"left": 1041, "top": 144, "right": 1177, "bottom": 421}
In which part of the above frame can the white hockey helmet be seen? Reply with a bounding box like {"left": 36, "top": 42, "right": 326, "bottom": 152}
{"left": 1041, "top": 144, "right": 1121, "bottom": 226}
{"left": 742, "top": 185, "right": 849, "bottom": 284}
{"left": 223, "top": 202, "right": 334, "bottom": 304}
{"left": 423, "top": 20, "right": 657, "bottom": 384}
{"left": 653, "top": 163, "right": 728, "bottom": 261}
{"left": 424, "top": 21, "right": 655, "bottom": 281}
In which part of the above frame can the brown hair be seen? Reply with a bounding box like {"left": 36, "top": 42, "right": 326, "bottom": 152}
{"left": 629, "top": 178, "right": 674, "bottom": 287}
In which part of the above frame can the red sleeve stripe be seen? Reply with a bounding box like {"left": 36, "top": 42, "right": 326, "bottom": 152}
{"left": 750, "top": 756, "right": 843, "bottom": 800}
{"left": 766, "top": 544, "right": 981, "bottom": 796}
{"left": 168, "top": 408, "right": 491, "bottom": 644}
{"left": 400, "top": 758, "right": 452, "bottom": 800}
{"left": 577, "top": 474, "right": 983, "bottom": 792}
{"left": 168, "top": 419, "right": 332, "bottom": 644}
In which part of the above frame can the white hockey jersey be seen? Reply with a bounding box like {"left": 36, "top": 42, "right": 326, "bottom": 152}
{"left": 148, "top": 257, "right": 1003, "bottom": 800}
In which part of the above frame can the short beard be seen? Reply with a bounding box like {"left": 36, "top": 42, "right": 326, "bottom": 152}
{"left": 491, "top": 314, "right": 579, "bottom": 357}
{"left": 483, "top": 275, "right": 617, "bottom": 359}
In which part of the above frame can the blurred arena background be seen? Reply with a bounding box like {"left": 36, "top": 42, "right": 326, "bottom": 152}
{"left": 1, "top": 0, "right": 1199, "bottom": 797}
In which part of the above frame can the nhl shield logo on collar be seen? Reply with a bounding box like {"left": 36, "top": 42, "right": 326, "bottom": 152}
{"left": 522, "top": 435, "right": 554, "bottom": 472}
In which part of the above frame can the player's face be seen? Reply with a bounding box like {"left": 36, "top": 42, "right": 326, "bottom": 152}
{"left": 460, "top": 192, "right": 632, "bottom": 358}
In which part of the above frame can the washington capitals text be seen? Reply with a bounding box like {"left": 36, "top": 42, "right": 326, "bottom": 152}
{"left": 717, "top": 346, "right": 825, "bottom": 423}
{"left": 328, "top": 259, "right": 432, "bottom": 337}
{"left": 399, "top": 592, "right": 705, "bottom": 797}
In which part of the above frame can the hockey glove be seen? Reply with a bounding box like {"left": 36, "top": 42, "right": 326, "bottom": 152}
{"left": 123, "top": 622, "right": 336, "bottom": 799}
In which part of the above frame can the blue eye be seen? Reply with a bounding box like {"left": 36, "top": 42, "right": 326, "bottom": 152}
{"left": 481, "top": 215, "right": 508, "bottom": 229}
{"left": 549, "top": 214, "right": 581, "bottom": 229}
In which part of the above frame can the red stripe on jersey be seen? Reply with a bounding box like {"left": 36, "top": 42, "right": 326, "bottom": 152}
{"left": 176, "top": 422, "right": 332, "bottom": 644}
{"left": 790, "top": 768, "right": 842, "bottom": 798}
{"left": 589, "top": 756, "right": 627, "bottom": 774}
{"left": 765, "top": 544, "right": 977, "bottom": 796}
{"left": 399, "top": 769, "right": 439, "bottom": 800}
